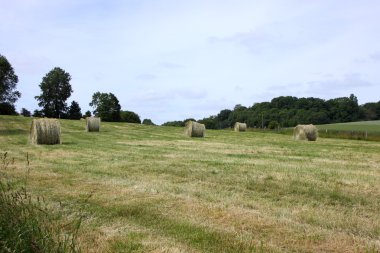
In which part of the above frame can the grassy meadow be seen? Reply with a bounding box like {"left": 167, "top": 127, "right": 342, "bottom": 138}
{"left": 1, "top": 115, "right": 380, "bottom": 252}
{"left": 316, "top": 121, "right": 380, "bottom": 141}
{"left": 317, "top": 120, "right": 380, "bottom": 132}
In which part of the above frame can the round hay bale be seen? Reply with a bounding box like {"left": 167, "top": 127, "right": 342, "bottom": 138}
{"left": 30, "top": 118, "right": 61, "bottom": 145}
{"left": 293, "top": 124, "right": 318, "bottom": 141}
{"left": 86, "top": 117, "right": 101, "bottom": 132}
{"left": 234, "top": 122, "right": 247, "bottom": 132}
{"left": 185, "top": 121, "right": 205, "bottom": 137}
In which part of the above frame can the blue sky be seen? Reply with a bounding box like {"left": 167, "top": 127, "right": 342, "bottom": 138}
{"left": 1, "top": 0, "right": 379, "bottom": 124}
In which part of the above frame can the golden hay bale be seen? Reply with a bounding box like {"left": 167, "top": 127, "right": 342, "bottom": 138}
{"left": 185, "top": 121, "right": 205, "bottom": 137}
{"left": 30, "top": 118, "right": 61, "bottom": 145}
{"left": 234, "top": 122, "right": 247, "bottom": 132}
{"left": 293, "top": 124, "right": 318, "bottom": 141}
{"left": 86, "top": 117, "right": 101, "bottom": 132}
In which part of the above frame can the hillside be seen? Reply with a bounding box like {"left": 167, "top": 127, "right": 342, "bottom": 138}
{"left": 0, "top": 115, "right": 380, "bottom": 252}
{"left": 316, "top": 120, "right": 380, "bottom": 141}
{"left": 318, "top": 120, "right": 380, "bottom": 133}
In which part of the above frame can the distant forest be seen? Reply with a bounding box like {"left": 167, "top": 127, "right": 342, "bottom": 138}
{"left": 163, "top": 94, "right": 380, "bottom": 129}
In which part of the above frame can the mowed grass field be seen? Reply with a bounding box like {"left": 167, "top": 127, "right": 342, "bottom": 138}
{"left": 1, "top": 115, "right": 380, "bottom": 253}
{"left": 318, "top": 120, "right": 380, "bottom": 133}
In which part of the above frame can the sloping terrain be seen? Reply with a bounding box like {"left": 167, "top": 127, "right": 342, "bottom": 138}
{"left": 1, "top": 115, "right": 379, "bottom": 252}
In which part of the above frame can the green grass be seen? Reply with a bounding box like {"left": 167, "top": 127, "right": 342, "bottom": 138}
{"left": 317, "top": 120, "right": 380, "bottom": 132}
{"left": 0, "top": 153, "right": 81, "bottom": 253}
{"left": 1, "top": 115, "right": 380, "bottom": 252}
{"left": 316, "top": 120, "right": 380, "bottom": 141}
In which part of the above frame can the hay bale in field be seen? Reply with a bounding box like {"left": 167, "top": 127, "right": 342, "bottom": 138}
{"left": 234, "top": 122, "right": 247, "bottom": 132}
{"left": 293, "top": 124, "right": 318, "bottom": 141}
{"left": 86, "top": 117, "right": 101, "bottom": 132}
{"left": 185, "top": 121, "right": 205, "bottom": 137}
{"left": 30, "top": 118, "right": 61, "bottom": 145}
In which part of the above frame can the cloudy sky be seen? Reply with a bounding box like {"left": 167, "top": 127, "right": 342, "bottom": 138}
{"left": 1, "top": 1, "right": 379, "bottom": 124}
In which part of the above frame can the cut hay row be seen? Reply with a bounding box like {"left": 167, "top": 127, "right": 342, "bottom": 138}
{"left": 234, "top": 122, "right": 247, "bottom": 132}
{"left": 30, "top": 118, "right": 61, "bottom": 145}
{"left": 185, "top": 121, "right": 205, "bottom": 137}
{"left": 293, "top": 124, "right": 318, "bottom": 141}
{"left": 29, "top": 117, "right": 319, "bottom": 144}
{"left": 86, "top": 117, "right": 101, "bottom": 132}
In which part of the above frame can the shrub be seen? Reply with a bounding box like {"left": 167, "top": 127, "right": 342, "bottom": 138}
{"left": 0, "top": 102, "right": 18, "bottom": 115}
{"left": 268, "top": 120, "right": 279, "bottom": 130}
{"left": 120, "top": 110, "right": 141, "bottom": 123}
{"left": 21, "top": 108, "right": 31, "bottom": 117}
{"left": 142, "top": 119, "right": 155, "bottom": 125}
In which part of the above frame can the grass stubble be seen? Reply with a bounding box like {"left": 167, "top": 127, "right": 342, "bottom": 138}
{"left": 0, "top": 115, "right": 380, "bottom": 252}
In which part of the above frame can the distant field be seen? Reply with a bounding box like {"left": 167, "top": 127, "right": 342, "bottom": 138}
{"left": 317, "top": 120, "right": 380, "bottom": 133}
{"left": 1, "top": 115, "right": 380, "bottom": 252}
{"left": 316, "top": 120, "right": 380, "bottom": 141}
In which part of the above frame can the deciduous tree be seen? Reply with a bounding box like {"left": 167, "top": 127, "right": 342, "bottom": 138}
{"left": 89, "top": 92, "right": 121, "bottom": 122}
{"left": 35, "top": 67, "right": 72, "bottom": 118}
{"left": 0, "top": 54, "right": 21, "bottom": 114}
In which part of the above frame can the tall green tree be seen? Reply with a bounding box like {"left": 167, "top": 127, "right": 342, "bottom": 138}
{"left": 0, "top": 54, "right": 21, "bottom": 114}
{"left": 35, "top": 67, "right": 73, "bottom": 118}
{"left": 89, "top": 92, "right": 121, "bottom": 122}
{"left": 216, "top": 109, "right": 232, "bottom": 129}
{"left": 67, "top": 101, "right": 82, "bottom": 120}
{"left": 327, "top": 94, "right": 359, "bottom": 123}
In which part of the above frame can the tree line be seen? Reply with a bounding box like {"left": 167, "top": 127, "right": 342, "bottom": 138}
{"left": 1, "top": 53, "right": 380, "bottom": 128}
{"left": 0, "top": 54, "right": 155, "bottom": 125}
{"left": 163, "top": 94, "right": 380, "bottom": 129}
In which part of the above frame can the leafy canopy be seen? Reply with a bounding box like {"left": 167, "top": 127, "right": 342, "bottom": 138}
{"left": 120, "top": 110, "right": 141, "bottom": 123}
{"left": 89, "top": 92, "right": 121, "bottom": 122}
{"left": 0, "top": 54, "right": 20, "bottom": 104}
{"left": 0, "top": 54, "right": 20, "bottom": 115}
{"left": 35, "top": 67, "right": 73, "bottom": 118}
{"left": 198, "top": 94, "right": 363, "bottom": 129}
